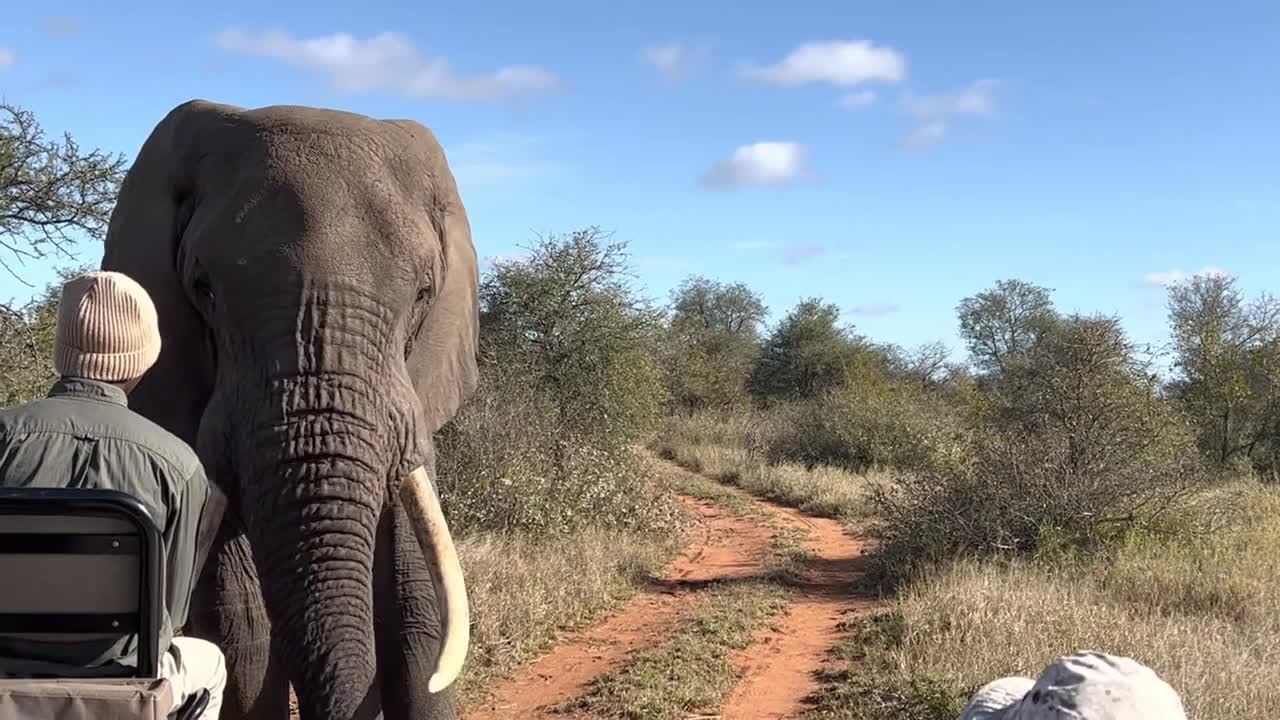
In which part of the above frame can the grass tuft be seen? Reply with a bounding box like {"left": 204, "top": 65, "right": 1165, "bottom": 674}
{"left": 455, "top": 526, "right": 685, "bottom": 703}
{"left": 562, "top": 580, "right": 792, "bottom": 719}
{"left": 650, "top": 416, "right": 884, "bottom": 525}
{"left": 659, "top": 458, "right": 766, "bottom": 518}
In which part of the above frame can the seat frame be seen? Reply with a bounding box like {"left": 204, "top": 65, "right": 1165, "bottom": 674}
{"left": 0, "top": 487, "right": 208, "bottom": 719}
{"left": 0, "top": 487, "right": 162, "bottom": 678}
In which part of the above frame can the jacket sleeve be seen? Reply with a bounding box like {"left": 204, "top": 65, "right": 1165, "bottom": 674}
{"left": 165, "top": 460, "right": 212, "bottom": 632}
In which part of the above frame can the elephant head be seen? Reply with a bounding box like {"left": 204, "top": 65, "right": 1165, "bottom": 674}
{"left": 99, "top": 100, "right": 478, "bottom": 718}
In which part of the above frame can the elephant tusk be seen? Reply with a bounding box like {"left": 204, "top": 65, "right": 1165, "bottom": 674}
{"left": 401, "top": 465, "right": 470, "bottom": 693}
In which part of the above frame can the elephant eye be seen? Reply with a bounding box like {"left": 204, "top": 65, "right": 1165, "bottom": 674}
{"left": 405, "top": 284, "right": 432, "bottom": 359}
{"left": 193, "top": 274, "right": 215, "bottom": 309}
{"left": 415, "top": 272, "right": 435, "bottom": 304}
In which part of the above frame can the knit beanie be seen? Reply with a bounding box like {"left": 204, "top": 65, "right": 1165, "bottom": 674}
{"left": 54, "top": 271, "right": 162, "bottom": 383}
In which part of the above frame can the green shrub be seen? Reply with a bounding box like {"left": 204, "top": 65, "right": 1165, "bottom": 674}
{"left": 437, "top": 227, "right": 682, "bottom": 540}
{"left": 0, "top": 270, "right": 86, "bottom": 408}
{"left": 764, "top": 380, "right": 974, "bottom": 476}
{"left": 437, "top": 369, "right": 681, "bottom": 539}
{"left": 867, "top": 318, "right": 1222, "bottom": 586}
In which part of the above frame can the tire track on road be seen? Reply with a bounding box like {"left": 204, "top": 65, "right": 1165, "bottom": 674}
{"left": 463, "top": 491, "right": 777, "bottom": 720}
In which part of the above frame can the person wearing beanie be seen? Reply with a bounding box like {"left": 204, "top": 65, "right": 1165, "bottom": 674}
{"left": 957, "top": 650, "right": 1188, "bottom": 719}
{"left": 0, "top": 270, "right": 225, "bottom": 719}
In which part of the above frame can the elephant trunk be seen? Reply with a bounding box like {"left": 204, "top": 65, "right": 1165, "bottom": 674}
{"left": 241, "top": 374, "right": 390, "bottom": 719}
{"left": 225, "top": 288, "right": 471, "bottom": 716}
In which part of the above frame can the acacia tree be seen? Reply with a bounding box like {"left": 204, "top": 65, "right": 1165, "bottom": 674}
{"left": 0, "top": 102, "right": 125, "bottom": 407}
{"left": 1, "top": 101, "right": 126, "bottom": 280}
{"left": 956, "top": 278, "right": 1059, "bottom": 377}
{"left": 955, "top": 278, "right": 1062, "bottom": 426}
{"left": 478, "top": 227, "right": 666, "bottom": 480}
{"left": 1165, "top": 272, "right": 1280, "bottom": 474}
{"left": 662, "top": 275, "right": 767, "bottom": 412}
{"left": 0, "top": 274, "right": 62, "bottom": 406}
{"left": 749, "top": 298, "right": 878, "bottom": 402}
{"left": 886, "top": 340, "right": 955, "bottom": 388}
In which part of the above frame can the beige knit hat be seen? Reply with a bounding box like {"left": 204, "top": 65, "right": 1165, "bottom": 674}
{"left": 54, "top": 271, "right": 162, "bottom": 383}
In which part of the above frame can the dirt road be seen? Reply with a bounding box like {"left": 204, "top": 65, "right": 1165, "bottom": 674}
{"left": 721, "top": 499, "right": 878, "bottom": 718}
{"left": 466, "top": 459, "right": 877, "bottom": 719}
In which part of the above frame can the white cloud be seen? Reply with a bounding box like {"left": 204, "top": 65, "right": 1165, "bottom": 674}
{"left": 733, "top": 240, "right": 778, "bottom": 251}
{"left": 741, "top": 40, "right": 906, "bottom": 87}
{"left": 211, "top": 29, "right": 561, "bottom": 102}
{"left": 1141, "top": 266, "right": 1230, "bottom": 288}
{"left": 840, "top": 90, "right": 878, "bottom": 109}
{"left": 735, "top": 239, "right": 832, "bottom": 265}
{"left": 781, "top": 242, "right": 826, "bottom": 264}
{"left": 448, "top": 133, "right": 554, "bottom": 187}
{"left": 642, "top": 42, "right": 710, "bottom": 81}
{"left": 905, "top": 78, "right": 1000, "bottom": 119}
{"left": 1141, "top": 270, "right": 1185, "bottom": 287}
{"left": 906, "top": 121, "right": 947, "bottom": 146}
{"left": 700, "top": 142, "right": 807, "bottom": 190}
{"left": 849, "top": 302, "right": 900, "bottom": 317}
{"left": 37, "top": 69, "right": 79, "bottom": 90}
{"left": 902, "top": 78, "right": 1000, "bottom": 144}
{"left": 0, "top": 49, "right": 16, "bottom": 70}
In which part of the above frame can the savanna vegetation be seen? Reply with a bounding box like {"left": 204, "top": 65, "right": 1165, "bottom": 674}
{"left": 4, "top": 99, "right": 1277, "bottom": 717}
{"left": 652, "top": 275, "right": 1280, "bottom": 718}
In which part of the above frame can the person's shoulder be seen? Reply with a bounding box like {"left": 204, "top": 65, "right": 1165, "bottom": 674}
{"left": 0, "top": 404, "right": 22, "bottom": 431}
{"left": 0, "top": 396, "right": 51, "bottom": 424}
{"left": 0, "top": 396, "right": 67, "bottom": 438}
{"left": 116, "top": 411, "right": 204, "bottom": 478}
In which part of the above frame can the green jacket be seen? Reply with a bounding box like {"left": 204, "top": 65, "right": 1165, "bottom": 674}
{"left": 0, "top": 377, "right": 212, "bottom": 676}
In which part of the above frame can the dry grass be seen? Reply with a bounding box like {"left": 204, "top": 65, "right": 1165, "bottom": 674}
{"left": 1096, "top": 482, "right": 1280, "bottom": 631}
{"left": 454, "top": 525, "right": 686, "bottom": 704}
{"left": 657, "top": 455, "right": 765, "bottom": 518}
{"left": 654, "top": 435, "right": 755, "bottom": 484}
{"left": 731, "top": 462, "right": 886, "bottom": 522}
{"left": 655, "top": 411, "right": 768, "bottom": 451}
{"left": 651, "top": 414, "right": 885, "bottom": 523}
{"left": 806, "top": 482, "right": 1280, "bottom": 720}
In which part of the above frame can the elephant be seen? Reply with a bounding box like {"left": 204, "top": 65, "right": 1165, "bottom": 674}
{"left": 98, "top": 99, "right": 479, "bottom": 720}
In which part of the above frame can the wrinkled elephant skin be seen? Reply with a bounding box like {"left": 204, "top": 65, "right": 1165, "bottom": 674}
{"left": 99, "top": 99, "right": 480, "bottom": 720}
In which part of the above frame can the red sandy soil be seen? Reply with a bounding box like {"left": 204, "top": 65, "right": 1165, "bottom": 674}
{"left": 721, "top": 498, "right": 878, "bottom": 719}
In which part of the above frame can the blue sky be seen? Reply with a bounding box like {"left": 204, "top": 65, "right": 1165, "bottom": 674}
{"left": 2, "top": 0, "right": 1278, "bottom": 367}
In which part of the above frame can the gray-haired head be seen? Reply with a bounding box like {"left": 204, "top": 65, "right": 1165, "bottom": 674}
{"left": 957, "top": 651, "right": 1187, "bottom": 720}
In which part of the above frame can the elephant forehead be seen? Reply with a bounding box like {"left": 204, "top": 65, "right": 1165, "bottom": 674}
{"left": 190, "top": 161, "right": 439, "bottom": 278}
{"left": 215, "top": 106, "right": 449, "bottom": 191}
{"left": 175, "top": 103, "right": 453, "bottom": 282}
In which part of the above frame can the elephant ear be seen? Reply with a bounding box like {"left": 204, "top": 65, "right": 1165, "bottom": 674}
{"left": 385, "top": 119, "right": 481, "bottom": 437}
{"left": 99, "top": 99, "right": 225, "bottom": 446}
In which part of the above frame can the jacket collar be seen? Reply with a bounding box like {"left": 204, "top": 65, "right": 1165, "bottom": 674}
{"left": 47, "top": 376, "right": 129, "bottom": 407}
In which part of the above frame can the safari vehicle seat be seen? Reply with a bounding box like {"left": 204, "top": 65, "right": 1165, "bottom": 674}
{"left": 0, "top": 487, "right": 209, "bottom": 720}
